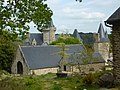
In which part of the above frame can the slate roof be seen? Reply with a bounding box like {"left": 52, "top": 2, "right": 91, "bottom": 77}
{"left": 20, "top": 45, "right": 85, "bottom": 69}
{"left": 97, "top": 23, "right": 109, "bottom": 42}
{"left": 30, "top": 33, "right": 43, "bottom": 45}
{"left": 73, "top": 29, "right": 83, "bottom": 42}
{"left": 69, "top": 51, "right": 105, "bottom": 65}
{"left": 106, "top": 7, "right": 120, "bottom": 24}
{"left": 98, "top": 23, "right": 105, "bottom": 39}
{"left": 92, "top": 52, "right": 105, "bottom": 63}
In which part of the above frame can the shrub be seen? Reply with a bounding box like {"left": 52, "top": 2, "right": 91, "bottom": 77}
{"left": 50, "top": 35, "right": 81, "bottom": 45}
{"left": 82, "top": 73, "right": 95, "bottom": 85}
{"left": 24, "top": 77, "right": 35, "bottom": 86}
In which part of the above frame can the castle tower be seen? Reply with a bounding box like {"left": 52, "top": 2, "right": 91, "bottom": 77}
{"left": 94, "top": 23, "right": 110, "bottom": 62}
{"left": 43, "top": 20, "right": 56, "bottom": 44}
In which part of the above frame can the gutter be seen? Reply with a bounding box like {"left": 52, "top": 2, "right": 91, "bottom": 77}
{"left": 104, "top": 21, "right": 112, "bottom": 28}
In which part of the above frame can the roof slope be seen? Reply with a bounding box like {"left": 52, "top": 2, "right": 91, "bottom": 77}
{"left": 20, "top": 45, "right": 85, "bottom": 69}
{"left": 97, "top": 23, "right": 109, "bottom": 42}
{"left": 98, "top": 23, "right": 105, "bottom": 40}
{"left": 30, "top": 33, "right": 43, "bottom": 45}
{"left": 106, "top": 7, "right": 120, "bottom": 23}
{"left": 73, "top": 29, "right": 83, "bottom": 42}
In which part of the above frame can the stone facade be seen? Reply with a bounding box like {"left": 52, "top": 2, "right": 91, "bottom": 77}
{"left": 72, "top": 63, "right": 104, "bottom": 74}
{"left": 112, "top": 22, "right": 120, "bottom": 85}
{"left": 43, "top": 27, "right": 56, "bottom": 44}
{"left": 31, "top": 67, "right": 59, "bottom": 75}
{"left": 94, "top": 42, "right": 109, "bottom": 62}
{"left": 11, "top": 46, "right": 105, "bottom": 75}
{"left": 11, "top": 46, "right": 30, "bottom": 75}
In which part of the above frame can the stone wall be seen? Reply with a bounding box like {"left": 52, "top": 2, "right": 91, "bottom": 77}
{"left": 43, "top": 27, "right": 56, "bottom": 44}
{"left": 31, "top": 67, "right": 59, "bottom": 75}
{"left": 30, "top": 63, "right": 104, "bottom": 75}
{"left": 11, "top": 47, "right": 30, "bottom": 75}
{"left": 112, "top": 22, "right": 120, "bottom": 85}
{"left": 72, "top": 63, "right": 104, "bottom": 74}
{"left": 94, "top": 42, "right": 109, "bottom": 62}
{"left": 49, "top": 27, "right": 56, "bottom": 44}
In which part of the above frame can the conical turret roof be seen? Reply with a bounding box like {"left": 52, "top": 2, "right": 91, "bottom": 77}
{"left": 98, "top": 23, "right": 105, "bottom": 42}
{"left": 47, "top": 19, "right": 55, "bottom": 28}
{"left": 73, "top": 29, "right": 83, "bottom": 42}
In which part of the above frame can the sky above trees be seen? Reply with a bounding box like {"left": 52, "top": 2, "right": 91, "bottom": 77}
{"left": 30, "top": 0, "right": 120, "bottom": 34}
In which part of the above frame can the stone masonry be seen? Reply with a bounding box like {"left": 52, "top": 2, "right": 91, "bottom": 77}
{"left": 43, "top": 27, "right": 56, "bottom": 44}
{"left": 112, "top": 22, "right": 120, "bottom": 85}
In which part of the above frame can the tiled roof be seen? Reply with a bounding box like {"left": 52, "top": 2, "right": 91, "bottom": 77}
{"left": 73, "top": 29, "right": 83, "bottom": 42}
{"left": 30, "top": 33, "right": 43, "bottom": 45}
{"left": 97, "top": 23, "right": 109, "bottom": 42}
{"left": 20, "top": 45, "right": 85, "bottom": 69}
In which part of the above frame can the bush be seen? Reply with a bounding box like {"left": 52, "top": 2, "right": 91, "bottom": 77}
{"left": 24, "top": 77, "right": 35, "bottom": 86}
{"left": 50, "top": 35, "right": 81, "bottom": 45}
{"left": 82, "top": 73, "right": 95, "bottom": 85}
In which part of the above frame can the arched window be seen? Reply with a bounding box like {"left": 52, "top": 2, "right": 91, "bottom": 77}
{"left": 17, "top": 61, "right": 23, "bottom": 74}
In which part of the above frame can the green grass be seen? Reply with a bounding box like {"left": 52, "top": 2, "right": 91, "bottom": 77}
{"left": 0, "top": 73, "right": 103, "bottom": 90}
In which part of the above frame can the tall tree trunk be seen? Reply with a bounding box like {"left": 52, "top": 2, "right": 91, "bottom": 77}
{"left": 112, "top": 22, "right": 120, "bottom": 85}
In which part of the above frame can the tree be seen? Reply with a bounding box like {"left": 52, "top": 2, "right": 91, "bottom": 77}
{"left": 50, "top": 34, "right": 82, "bottom": 45}
{"left": 0, "top": 37, "right": 16, "bottom": 73}
{"left": 57, "top": 43, "right": 69, "bottom": 72}
{"left": 0, "top": 0, "right": 52, "bottom": 40}
{"left": 69, "top": 48, "right": 97, "bottom": 74}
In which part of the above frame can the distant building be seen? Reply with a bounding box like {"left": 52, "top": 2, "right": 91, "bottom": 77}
{"left": 24, "top": 20, "right": 56, "bottom": 45}
{"left": 11, "top": 22, "right": 109, "bottom": 75}
{"left": 72, "top": 23, "right": 110, "bottom": 63}
{"left": 11, "top": 45, "right": 104, "bottom": 75}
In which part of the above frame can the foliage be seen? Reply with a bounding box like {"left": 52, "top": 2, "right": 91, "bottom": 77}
{"left": 0, "top": 37, "right": 16, "bottom": 73}
{"left": 82, "top": 73, "right": 95, "bottom": 85}
{"left": 69, "top": 49, "right": 97, "bottom": 73}
{"left": 0, "top": 0, "right": 52, "bottom": 40}
{"left": 51, "top": 83, "right": 62, "bottom": 90}
{"left": 24, "top": 76, "right": 35, "bottom": 86}
{"left": 0, "top": 77, "right": 25, "bottom": 90}
{"left": 79, "top": 32, "right": 95, "bottom": 46}
{"left": 0, "top": 72, "right": 116, "bottom": 90}
{"left": 56, "top": 43, "right": 69, "bottom": 72}
{"left": 50, "top": 34, "right": 82, "bottom": 45}
{"left": 0, "top": 70, "right": 10, "bottom": 76}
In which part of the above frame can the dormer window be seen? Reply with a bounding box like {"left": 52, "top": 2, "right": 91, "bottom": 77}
{"left": 32, "top": 38, "right": 37, "bottom": 46}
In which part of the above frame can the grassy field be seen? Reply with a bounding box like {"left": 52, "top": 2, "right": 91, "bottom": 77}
{"left": 0, "top": 73, "right": 119, "bottom": 90}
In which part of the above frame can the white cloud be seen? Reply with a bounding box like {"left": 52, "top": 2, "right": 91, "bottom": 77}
{"left": 62, "top": 7, "right": 106, "bottom": 19}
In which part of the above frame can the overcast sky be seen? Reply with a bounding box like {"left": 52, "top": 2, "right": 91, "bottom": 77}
{"left": 30, "top": 0, "right": 120, "bottom": 34}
